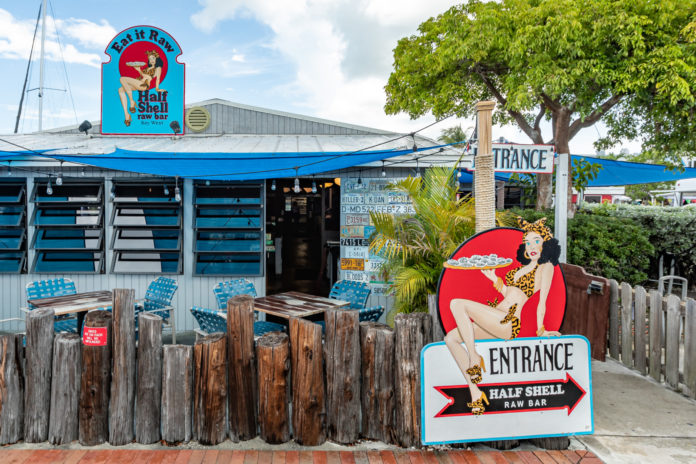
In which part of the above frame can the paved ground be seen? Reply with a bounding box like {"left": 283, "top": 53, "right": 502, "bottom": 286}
{"left": 0, "top": 449, "right": 602, "bottom": 464}
{"left": 576, "top": 358, "right": 696, "bottom": 464}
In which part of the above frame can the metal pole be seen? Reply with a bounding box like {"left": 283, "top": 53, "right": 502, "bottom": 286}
{"left": 38, "top": 0, "right": 47, "bottom": 132}
{"left": 474, "top": 100, "right": 496, "bottom": 232}
{"left": 554, "top": 153, "right": 569, "bottom": 263}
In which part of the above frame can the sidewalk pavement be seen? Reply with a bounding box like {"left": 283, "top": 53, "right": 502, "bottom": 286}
{"left": 575, "top": 358, "right": 696, "bottom": 463}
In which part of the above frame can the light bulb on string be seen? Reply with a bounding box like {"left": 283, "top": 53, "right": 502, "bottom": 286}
{"left": 416, "top": 160, "right": 421, "bottom": 178}
{"left": 46, "top": 180, "right": 53, "bottom": 196}
{"left": 293, "top": 175, "right": 300, "bottom": 193}
{"left": 80, "top": 168, "right": 85, "bottom": 176}
{"left": 174, "top": 177, "right": 181, "bottom": 202}
{"left": 357, "top": 170, "right": 362, "bottom": 185}
{"left": 381, "top": 161, "right": 386, "bottom": 178}
{"left": 56, "top": 174, "right": 63, "bottom": 186}
{"left": 312, "top": 180, "right": 317, "bottom": 194}
{"left": 7, "top": 166, "right": 11, "bottom": 176}
{"left": 205, "top": 179, "right": 211, "bottom": 186}
{"left": 271, "top": 179, "right": 276, "bottom": 191}
{"left": 163, "top": 184, "right": 169, "bottom": 196}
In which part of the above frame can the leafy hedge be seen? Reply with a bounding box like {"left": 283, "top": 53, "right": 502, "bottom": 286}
{"left": 511, "top": 208, "right": 654, "bottom": 285}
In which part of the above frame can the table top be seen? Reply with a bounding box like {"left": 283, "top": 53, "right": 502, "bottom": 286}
{"left": 253, "top": 291, "right": 349, "bottom": 319}
{"left": 28, "top": 290, "right": 113, "bottom": 316}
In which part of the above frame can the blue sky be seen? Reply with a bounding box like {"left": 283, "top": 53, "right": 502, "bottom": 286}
{"left": 0, "top": 0, "right": 639, "bottom": 154}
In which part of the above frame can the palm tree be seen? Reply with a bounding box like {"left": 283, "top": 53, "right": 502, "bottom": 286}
{"left": 369, "top": 165, "right": 509, "bottom": 314}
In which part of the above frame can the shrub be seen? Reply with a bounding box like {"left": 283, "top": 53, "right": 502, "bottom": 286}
{"left": 511, "top": 208, "right": 654, "bottom": 285}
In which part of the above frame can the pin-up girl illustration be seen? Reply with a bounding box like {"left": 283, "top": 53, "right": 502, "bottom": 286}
{"left": 443, "top": 217, "right": 562, "bottom": 415}
{"left": 118, "top": 50, "right": 166, "bottom": 126}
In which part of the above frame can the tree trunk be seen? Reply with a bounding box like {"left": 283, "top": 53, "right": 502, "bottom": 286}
{"left": 257, "top": 332, "right": 290, "bottom": 444}
{"left": 24, "top": 307, "right": 54, "bottom": 443}
{"left": 193, "top": 333, "right": 227, "bottom": 445}
{"left": 161, "top": 345, "right": 193, "bottom": 444}
{"left": 0, "top": 334, "right": 24, "bottom": 445}
{"left": 79, "top": 310, "right": 113, "bottom": 446}
{"left": 324, "top": 309, "right": 361, "bottom": 444}
{"left": 49, "top": 333, "right": 81, "bottom": 445}
{"left": 227, "top": 294, "right": 258, "bottom": 442}
{"left": 290, "top": 317, "right": 326, "bottom": 446}
{"left": 110, "top": 288, "right": 136, "bottom": 446}
{"left": 360, "top": 322, "right": 395, "bottom": 444}
{"left": 394, "top": 313, "right": 432, "bottom": 448}
{"left": 136, "top": 313, "right": 163, "bottom": 444}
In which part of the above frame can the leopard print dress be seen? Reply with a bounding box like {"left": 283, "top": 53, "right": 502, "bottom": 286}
{"left": 493, "top": 264, "right": 539, "bottom": 338}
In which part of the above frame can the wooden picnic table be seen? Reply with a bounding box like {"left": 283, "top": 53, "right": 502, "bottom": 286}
{"left": 28, "top": 290, "right": 113, "bottom": 334}
{"left": 253, "top": 291, "right": 349, "bottom": 320}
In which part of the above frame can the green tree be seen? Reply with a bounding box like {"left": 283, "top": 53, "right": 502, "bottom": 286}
{"left": 369, "top": 166, "right": 511, "bottom": 315}
{"left": 385, "top": 0, "right": 696, "bottom": 211}
{"left": 439, "top": 125, "right": 468, "bottom": 144}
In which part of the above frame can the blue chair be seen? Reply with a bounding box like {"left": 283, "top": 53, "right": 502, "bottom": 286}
{"left": 26, "top": 278, "right": 78, "bottom": 334}
{"left": 136, "top": 277, "right": 178, "bottom": 343}
{"left": 213, "top": 279, "right": 285, "bottom": 336}
{"left": 190, "top": 306, "right": 282, "bottom": 338}
{"left": 328, "top": 280, "right": 383, "bottom": 322}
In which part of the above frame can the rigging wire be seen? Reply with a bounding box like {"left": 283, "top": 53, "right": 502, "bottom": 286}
{"left": 15, "top": 3, "right": 42, "bottom": 134}
{"left": 49, "top": 0, "right": 78, "bottom": 127}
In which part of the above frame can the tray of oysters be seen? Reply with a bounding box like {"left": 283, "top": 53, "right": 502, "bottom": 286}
{"left": 443, "top": 254, "right": 513, "bottom": 270}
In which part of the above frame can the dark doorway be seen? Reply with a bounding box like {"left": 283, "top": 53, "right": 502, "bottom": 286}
{"left": 266, "top": 178, "right": 340, "bottom": 295}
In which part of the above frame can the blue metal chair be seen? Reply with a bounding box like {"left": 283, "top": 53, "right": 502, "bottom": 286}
{"left": 329, "top": 280, "right": 371, "bottom": 310}
{"left": 26, "top": 278, "right": 79, "bottom": 333}
{"left": 190, "top": 306, "right": 283, "bottom": 338}
{"left": 213, "top": 279, "right": 285, "bottom": 336}
{"left": 136, "top": 277, "right": 178, "bottom": 343}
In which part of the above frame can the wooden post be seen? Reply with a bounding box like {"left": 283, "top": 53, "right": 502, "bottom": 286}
{"left": 79, "top": 310, "right": 113, "bottom": 446}
{"left": 394, "top": 312, "right": 431, "bottom": 448}
{"left": 608, "top": 279, "right": 620, "bottom": 359}
{"left": 162, "top": 345, "right": 193, "bottom": 444}
{"left": 648, "top": 290, "right": 663, "bottom": 382}
{"left": 684, "top": 298, "right": 696, "bottom": 399}
{"left": 24, "top": 307, "right": 54, "bottom": 442}
{"left": 427, "top": 294, "right": 444, "bottom": 342}
{"left": 474, "top": 100, "right": 496, "bottom": 233}
{"left": 257, "top": 332, "right": 290, "bottom": 444}
{"left": 325, "top": 309, "right": 361, "bottom": 444}
{"left": 110, "top": 288, "right": 136, "bottom": 445}
{"left": 290, "top": 317, "right": 326, "bottom": 446}
{"left": 620, "top": 282, "right": 633, "bottom": 368}
{"left": 634, "top": 286, "right": 647, "bottom": 375}
{"left": 664, "top": 294, "right": 681, "bottom": 389}
{"left": 49, "top": 333, "right": 81, "bottom": 445}
{"left": 136, "top": 313, "right": 163, "bottom": 444}
{"left": 0, "top": 334, "right": 24, "bottom": 445}
{"left": 227, "top": 294, "right": 258, "bottom": 442}
{"left": 193, "top": 333, "right": 227, "bottom": 445}
{"left": 360, "top": 322, "right": 394, "bottom": 444}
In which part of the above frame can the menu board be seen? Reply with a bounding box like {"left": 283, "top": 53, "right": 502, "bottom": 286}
{"left": 339, "top": 178, "right": 415, "bottom": 295}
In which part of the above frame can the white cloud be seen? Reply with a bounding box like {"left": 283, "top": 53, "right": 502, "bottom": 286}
{"left": 190, "top": 0, "right": 459, "bottom": 136}
{"left": 0, "top": 9, "right": 112, "bottom": 68}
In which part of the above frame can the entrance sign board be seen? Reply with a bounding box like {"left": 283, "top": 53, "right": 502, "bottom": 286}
{"left": 102, "top": 26, "right": 185, "bottom": 135}
{"left": 470, "top": 143, "right": 555, "bottom": 174}
{"left": 421, "top": 336, "right": 593, "bottom": 444}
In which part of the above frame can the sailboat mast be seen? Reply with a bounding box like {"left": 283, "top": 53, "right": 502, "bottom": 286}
{"left": 38, "top": 0, "right": 47, "bottom": 132}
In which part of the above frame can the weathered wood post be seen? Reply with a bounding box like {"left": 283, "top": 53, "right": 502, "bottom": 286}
{"left": 394, "top": 312, "right": 431, "bottom": 448}
{"left": 325, "top": 308, "right": 360, "bottom": 444}
{"left": 49, "top": 333, "right": 81, "bottom": 445}
{"left": 227, "top": 294, "right": 258, "bottom": 442}
{"left": 665, "top": 294, "right": 681, "bottom": 389}
{"left": 0, "top": 334, "right": 24, "bottom": 445}
{"left": 685, "top": 298, "right": 696, "bottom": 399}
{"left": 79, "top": 310, "right": 113, "bottom": 446}
{"left": 24, "top": 307, "right": 54, "bottom": 442}
{"left": 110, "top": 288, "right": 136, "bottom": 445}
{"left": 634, "top": 286, "right": 648, "bottom": 375}
{"left": 290, "top": 317, "right": 326, "bottom": 446}
{"left": 620, "top": 282, "right": 633, "bottom": 368}
{"left": 360, "top": 322, "right": 394, "bottom": 444}
{"left": 427, "top": 294, "right": 444, "bottom": 342}
{"left": 649, "top": 290, "right": 663, "bottom": 382}
{"left": 474, "top": 100, "right": 496, "bottom": 233}
{"left": 608, "top": 279, "right": 620, "bottom": 359}
{"left": 162, "top": 345, "right": 194, "bottom": 443}
{"left": 257, "top": 332, "right": 290, "bottom": 444}
{"left": 136, "top": 313, "right": 163, "bottom": 444}
{"left": 193, "top": 333, "right": 227, "bottom": 445}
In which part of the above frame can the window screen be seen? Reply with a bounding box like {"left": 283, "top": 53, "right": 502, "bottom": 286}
{"left": 110, "top": 181, "right": 183, "bottom": 273}
{"left": 31, "top": 181, "right": 104, "bottom": 273}
{"left": 194, "top": 182, "right": 263, "bottom": 276}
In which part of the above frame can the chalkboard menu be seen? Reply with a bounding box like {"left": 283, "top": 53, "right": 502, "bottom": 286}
{"left": 339, "top": 178, "right": 415, "bottom": 295}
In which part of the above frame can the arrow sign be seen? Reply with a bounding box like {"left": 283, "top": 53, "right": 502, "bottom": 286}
{"left": 434, "top": 373, "right": 586, "bottom": 417}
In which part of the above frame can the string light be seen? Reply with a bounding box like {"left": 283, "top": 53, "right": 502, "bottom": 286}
{"left": 381, "top": 161, "right": 386, "bottom": 177}
{"left": 357, "top": 170, "right": 362, "bottom": 185}
{"left": 271, "top": 179, "right": 276, "bottom": 191}
{"left": 416, "top": 160, "right": 421, "bottom": 178}
{"left": 6, "top": 161, "right": 11, "bottom": 176}
{"left": 174, "top": 177, "right": 181, "bottom": 202}
{"left": 311, "top": 179, "right": 317, "bottom": 194}
{"left": 293, "top": 169, "right": 301, "bottom": 193}
{"left": 46, "top": 179, "right": 53, "bottom": 196}
{"left": 163, "top": 184, "right": 169, "bottom": 196}
{"left": 56, "top": 173, "right": 63, "bottom": 186}
{"left": 411, "top": 133, "right": 418, "bottom": 152}
{"left": 205, "top": 179, "right": 211, "bottom": 186}
{"left": 80, "top": 167, "right": 85, "bottom": 176}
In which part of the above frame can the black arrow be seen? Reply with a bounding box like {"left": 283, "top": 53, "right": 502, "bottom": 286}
{"left": 434, "top": 373, "right": 586, "bottom": 417}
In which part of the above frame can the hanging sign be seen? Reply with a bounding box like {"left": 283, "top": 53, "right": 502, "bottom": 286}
{"left": 101, "top": 26, "right": 185, "bottom": 135}
{"left": 421, "top": 337, "right": 593, "bottom": 444}
{"left": 470, "top": 143, "right": 555, "bottom": 174}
